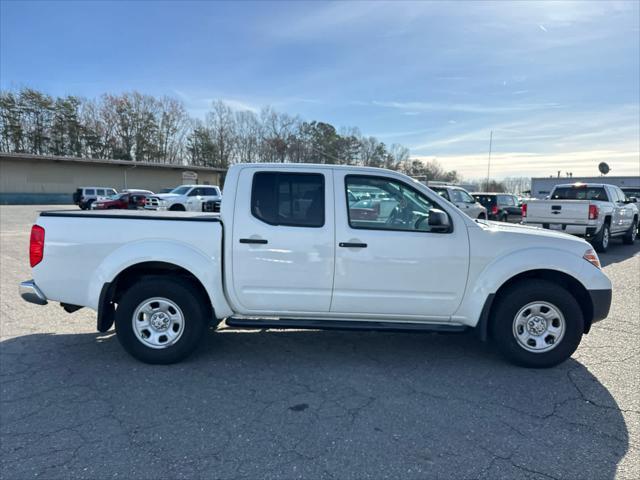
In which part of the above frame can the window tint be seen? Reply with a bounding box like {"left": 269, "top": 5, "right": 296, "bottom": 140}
{"left": 430, "top": 187, "right": 450, "bottom": 201}
{"left": 473, "top": 195, "right": 496, "bottom": 207}
{"left": 251, "top": 172, "right": 324, "bottom": 227}
{"left": 551, "top": 187, "right": 608, "bottom": 201}
{"left": 85, "top": 189, "right": 95, "bottom": 196}
{"left": 96, "top": 189, "right": 105, "bottom": 196}
{"left": 188, "top": 188, "right": 202, "bottom": 196}
{"left": 346, "top": 176, "right": 447, "bottom": 233}
{"left": 202, "top": 187, "right": 219, "bottom": 196}
{"left": 458, "top": 190, "right": 475, "bottom": 203}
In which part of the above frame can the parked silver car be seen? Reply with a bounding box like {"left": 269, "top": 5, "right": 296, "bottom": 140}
{"left": 428, "top": 184, "right": 487, "bottom": 219}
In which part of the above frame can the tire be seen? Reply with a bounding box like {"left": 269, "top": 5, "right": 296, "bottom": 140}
{"left": 115, "top": 277, "right": 209, "bottom": 364}
{"left": 490, "top": 280, "right": 584, "bottom": 368}
{"left": 169, "top": 204, "right": 186, "bottom": 211}
{"left": 622, "top": 218, "right": 637, "bottom": 245}
{"left": 591, "top": 222, "right": 610, "bottom": 253}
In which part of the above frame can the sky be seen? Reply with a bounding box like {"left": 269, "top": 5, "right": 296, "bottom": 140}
{"left": 1, "top": 0, "right": 639, "bottom": 180}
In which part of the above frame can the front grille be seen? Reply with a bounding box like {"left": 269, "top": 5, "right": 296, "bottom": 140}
{"left": 203, "top": 200, "right": 221, "bottom": 213}
{"left": 145, "top": 197, "right": 160, "bottom": 208}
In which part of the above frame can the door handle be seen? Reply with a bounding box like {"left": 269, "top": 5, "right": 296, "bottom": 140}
{"left": 339, "top": 242, "right": 367, "bottom": 248}
{"left": 239, "top": 238, "right": 268, "bottom": 244}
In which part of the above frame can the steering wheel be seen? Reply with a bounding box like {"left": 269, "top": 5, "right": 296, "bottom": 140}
{"left": 386, "top": 206, "right": 400, "bottom": 226}
{"left": 414, "top": 215, "right": 428, "bottom": 230}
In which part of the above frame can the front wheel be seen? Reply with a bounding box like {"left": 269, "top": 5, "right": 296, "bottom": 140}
{"left": 490, "top": 280, "right": 584, "bottom": 368}
{"left": 115, "top": 277, "right": 209, "bottom": 364}
{"left": 622, "top": 218, "right": 637, "bottom": 245}
{"left": 169, "top": 204, "right": 186, "bottom": 211}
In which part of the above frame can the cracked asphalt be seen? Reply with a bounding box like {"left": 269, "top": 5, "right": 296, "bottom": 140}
{"left": 1, "top": 205, "right": 639, "bottom": 479}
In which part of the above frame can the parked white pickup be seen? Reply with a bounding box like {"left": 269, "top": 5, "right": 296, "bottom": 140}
{"left": 21, "top": 164, "right": 612, "bottom": 367}
{"left": 144, "top": 185, "right": 221, "bottom": 212}
{"left": 523, "top": 183, "right": 638, "bottom": 252}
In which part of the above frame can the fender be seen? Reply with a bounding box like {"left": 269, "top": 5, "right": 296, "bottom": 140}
{"left": 86, "top": 239, "right": 234, "bottom": 319}
{"left": 452, "top": 246, "right": 610, "bottom": 327}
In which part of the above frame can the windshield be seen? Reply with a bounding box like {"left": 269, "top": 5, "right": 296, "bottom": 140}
{"left": 170, "top": 186, "right": 191, "bottom": 195}
{"left": 473, "top": 195, "right": 496, "bottom": 207}
{"left": 551, "top": 187, "right": 608, "bottom": 201}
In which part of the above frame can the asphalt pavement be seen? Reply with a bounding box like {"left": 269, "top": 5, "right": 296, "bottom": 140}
{"left": 1, "top": 205, "right": 638, "bottom": 479}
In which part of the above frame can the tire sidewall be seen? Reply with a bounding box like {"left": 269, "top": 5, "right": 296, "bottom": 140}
{"left": 115, "top": 278, "right": 208, "bottom": 364}
{"left": 491, "top": 281, "right": 584, "bottom": 368}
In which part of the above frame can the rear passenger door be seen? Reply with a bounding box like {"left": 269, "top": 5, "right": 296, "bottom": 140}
{"left": 230, "top": 168, "right": 335, "bottom": 314}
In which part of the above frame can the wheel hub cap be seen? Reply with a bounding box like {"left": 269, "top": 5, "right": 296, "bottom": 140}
{"left": 132, "top": 297, "right": 185, "bottom": 349}
{"left": 526, "top": 316, "right": 547, "bottom": 336}
{"left": 512, "top": 301, "right": 566, "bottom": 353}
{"left": 150, "top": 312, "right": 170, "bottom": 331}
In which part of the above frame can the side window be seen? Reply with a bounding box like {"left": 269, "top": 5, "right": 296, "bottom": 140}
{"left": 85, "top": 189, "right": 95, "bottom": 196}
{"left": 449, "top": 189, "right": 463, "bottom": 203}
{"left": 96, "top": 189, "right": 105, "bottom": 196}
{"left": 459, "top": 190, "right": 475, "bottom": 203}
{"left": 202, "top": 187, "right": 218, "bottom": 196}
{"left": 188, "top": 188, "right": 202, "bottom": 196}
{"left": 251, "top": 172, "right": 325, "bottom": 227}
{"left": 346, "top": 176, "right": 448, "bottom": 233}
{"left": 615, "top": 187, "right": 626, "bottom": 202}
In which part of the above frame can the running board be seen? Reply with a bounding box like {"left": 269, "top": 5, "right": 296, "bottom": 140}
{"left": 225, "top": 317, "right": 469, "bottom": 334}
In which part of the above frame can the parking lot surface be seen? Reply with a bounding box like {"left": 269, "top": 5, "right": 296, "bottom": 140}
{"left": 1, "top": 205, "right": 639, "bottom": 479}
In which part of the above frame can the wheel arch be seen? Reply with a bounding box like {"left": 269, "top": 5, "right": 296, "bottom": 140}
{"left": 475, "top": 268, "right": 594, "bottom": 341}
{"left": 97, "top": 261, "right": 215, "bottom": 333}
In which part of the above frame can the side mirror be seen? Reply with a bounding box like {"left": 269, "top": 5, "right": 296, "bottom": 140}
{"left": 428, "top": 209, "right": 451, "bottom": 232}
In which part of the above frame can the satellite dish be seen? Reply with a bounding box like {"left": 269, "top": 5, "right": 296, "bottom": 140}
{"left": 598, "top": 162, "right": 610, "bottom": 175}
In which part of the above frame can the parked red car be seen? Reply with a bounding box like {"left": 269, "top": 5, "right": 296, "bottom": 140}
{"left": 92, "top": 191, "right": 151, "bottom": 210}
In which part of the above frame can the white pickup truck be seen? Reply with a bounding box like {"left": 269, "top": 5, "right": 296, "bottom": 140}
{"left": 144, "top": 185, "right": 222, "bottom": 212}
{"left": 523, "top": 183, "right": 638, "bottom": 252}
{"left": 20, "top": 164, "right": 612, "bottom": 368}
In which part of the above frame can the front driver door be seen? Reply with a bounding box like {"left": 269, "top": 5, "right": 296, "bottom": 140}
{"left": 332, "top": 172, "right": 469, "bottom": 319}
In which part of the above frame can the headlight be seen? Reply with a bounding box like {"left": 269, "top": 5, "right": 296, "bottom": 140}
{"left": 583, "top": 248, "right": 601, "bottom": 269}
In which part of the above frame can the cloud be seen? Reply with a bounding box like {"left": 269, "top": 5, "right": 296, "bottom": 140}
{"left": 369, "top": 100, "right": 562, "bottom": 114}
{"left": 413, "top": 149, "right": 640, "bottom": 179}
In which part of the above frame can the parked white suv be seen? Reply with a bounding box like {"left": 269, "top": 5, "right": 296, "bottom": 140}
{"left": 145, "top": 185, "right": 222, "bottom": 212}
{"left": 428, "top": 184, "right": 487, "bottom": 219}
{"left": 73, "top": 187, "right": 117, "bottom": 210}
{"left": 21, "top": 164, "right": 611, "bottom": 368}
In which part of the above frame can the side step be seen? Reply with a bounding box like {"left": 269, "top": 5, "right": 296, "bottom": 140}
{"left": 225, "top": 317, "right": 469, "bottom": 334}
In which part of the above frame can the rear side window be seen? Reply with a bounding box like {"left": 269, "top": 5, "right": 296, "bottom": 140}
{"left": 251, "top": 172, "right": 325, "bottom": 227}
{"left": 473, "top": 195, "right": 496, "bottom": 207}
{"left": 551, "top": 187, "right": 608, "bottom": 201}
{"left": 202, "top": 187, "right": 219, "bottom": 196}
{"left": 85, "top": 189, "right": 95, "bottom": 196}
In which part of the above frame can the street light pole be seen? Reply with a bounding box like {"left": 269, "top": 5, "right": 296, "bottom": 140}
{"left": 485, "top": 130, "right": 493, "bottom": 191}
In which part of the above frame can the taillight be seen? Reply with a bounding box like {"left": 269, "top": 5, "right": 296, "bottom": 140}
{"left": 522, "top": 203, "right": 527, "bottom": 217}
{"left": 588, "top": 204, "right": 598, "bottom": 220}
{"left": 491, "top": 205, "right": 498, "bottom": 215}
{"left": 29, "top": 225, "right": 45, "bottom": 267}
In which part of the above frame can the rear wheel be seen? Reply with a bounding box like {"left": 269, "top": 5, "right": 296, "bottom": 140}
{"left": 623, "top": 218, "right": 637, "bottom": 245}
{"left": 115, "top": 277, "right": 209, "bottom": 364}
{"left": 591, "top": 222, "right": 610, "bottom": 253}
{"left": 490, "top": 280, "right": 584, "bottom": 368}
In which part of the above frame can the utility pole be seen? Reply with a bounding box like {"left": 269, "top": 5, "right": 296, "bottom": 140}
{"left": 485, "top": 130, "right": 493, "bottom": 191}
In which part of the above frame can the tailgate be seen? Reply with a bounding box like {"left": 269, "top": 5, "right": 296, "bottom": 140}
{"left": 526, "top": 200, "right": 590, "bottom": 224}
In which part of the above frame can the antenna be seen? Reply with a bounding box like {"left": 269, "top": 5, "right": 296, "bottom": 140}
{"left": 485, "top": 130, "right": 493, "bottom": 190}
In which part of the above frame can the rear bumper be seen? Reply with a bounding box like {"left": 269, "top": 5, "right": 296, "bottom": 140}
{"left": 19, "top": 280, "right": 48, "bottom": 305}
{"left": 589, "top": 288, "right": 612, "bottom": 324}
{"left": 525, "top": 222, "right": 599, "bottom": 237}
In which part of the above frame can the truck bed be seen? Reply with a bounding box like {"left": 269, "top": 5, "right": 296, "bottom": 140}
{"left": 40, "top": 210, "right": 220, "bottom": 222}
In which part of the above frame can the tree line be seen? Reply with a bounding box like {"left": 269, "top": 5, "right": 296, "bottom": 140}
{"left": 1, "top": 87, "right": 441, "bottom": 173}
